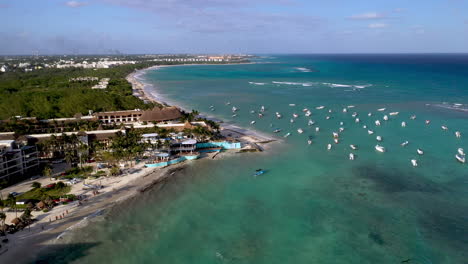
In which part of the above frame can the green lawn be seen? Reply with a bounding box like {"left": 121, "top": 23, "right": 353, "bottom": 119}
{"left": 17, "top": 185, "right": 71, "bottom": 200}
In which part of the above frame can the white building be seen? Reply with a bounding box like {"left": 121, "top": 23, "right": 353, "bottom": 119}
{"left": 0, "top": 140, "right": 40, "bottom": 181}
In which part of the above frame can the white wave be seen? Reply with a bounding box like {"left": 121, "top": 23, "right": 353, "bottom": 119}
{"left": 295, "top": 67, "right": 313, "bottom": 72}
{"left": 323, "top": 82, "right": 372, "bottom": 89}
{"left": 273, "top": 81, "right": 315, "bottom": 86}
{"left": 248, "top": 82, "right": 266, "bottom": 85}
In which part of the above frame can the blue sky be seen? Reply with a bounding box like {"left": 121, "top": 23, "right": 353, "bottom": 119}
{"left": 1, "top": 0, "right": 467, "bottom": 54}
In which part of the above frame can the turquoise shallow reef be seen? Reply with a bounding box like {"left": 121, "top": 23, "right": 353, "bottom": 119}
{"left": 37, "top": 55, "right": 467, "bottom": 264}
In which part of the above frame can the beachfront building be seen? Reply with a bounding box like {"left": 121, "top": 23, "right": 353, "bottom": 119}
{"left": 95, "top": 106, "right": 182, "bottom": 124}
{"left": 0, "top": 140, "right": 40, "bottom": 181}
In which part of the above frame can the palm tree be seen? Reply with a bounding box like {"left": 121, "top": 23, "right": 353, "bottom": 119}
{"left": 43, "top": 165, "right": 52, "bottom": 180}
{"left": 65, "top": 151, "right": 75, "bottom": 167}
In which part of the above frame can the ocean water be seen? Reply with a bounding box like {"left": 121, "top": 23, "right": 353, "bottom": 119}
{"left": 36, "top": 55, "right": 468, "bottom": 264}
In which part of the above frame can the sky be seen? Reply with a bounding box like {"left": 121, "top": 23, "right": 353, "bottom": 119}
{"left": 1, "top": 0, "right": 468, "bottom": 54}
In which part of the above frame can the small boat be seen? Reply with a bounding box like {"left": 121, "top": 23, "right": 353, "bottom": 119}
{"left": 347, "top": 105, "right": 355, "bottom": 108}
{"left": 377, "top": 108, "right": 386, "bottom": 112}
{"left": 355, "top": 118, "right": 360, "bottom": 123}
{"left": 455, "top": 154, "right": 466, "bottom": 163}
{"left": 383, "top": 115, "right": 388, "bottom": 121}
{"left": 411, "top": 159, "right": 418, "bottom": 167}
{"left": 276, "top": 112, "right": 282, "bottom": 119}
{"left": 343, "top": 108, "right": 348, "bottom": 113}
{"left": 455, "top": 131, "right": 461, "bottom": 138}
{"left": 363, "top": 125, "right": 367, "bottom": 129}
{"left": 316, "top": 106, "right": 325, "bottom": 110}
{"left": 305, "top": 111, "right": 312, "bottom": 117}
{"left": 209, "top": 105, "right": 214, "bottom": 108}
{"left": 458, "top": 148, "right": 465, "bottom": 156}
{"left": 401, "top": 141, "right": 409, "bottom": 147}
{"left": 232, "top": 107, "right": 238, "bottom": 112}
{"left": 258, "top": 113, "right": 263, "bottom": 118}
{"left": 253, "top": 169, "right": 265, "bottom": 177}
{"left": 283, "top": 133, "right": 291, "bottom": 138}
{"left": 273, "top": 129, "right": 282, "bottom": 133}
{"left": 315, "top": 127, "right": 320, "bottom": 132}
{"left": 351, "top": 112, "right": 358, "bottom": 118}
{"left": 401, "top": 121, "right": 406, "bottom": 127}
{"left": 297, "top": 128, "right": 304, "bottom": 134}
{"left": 376, "top": 136, "right": 382, "bottom": 142}
{"left": 334, "top": 138, "right": 339, "bottom": 144}
{"left": 211, "top": 108, "right": 215, "bottom": 111}
{"left": 307, "top": 139, "right": 312, "bottom": 145}
{"left": 410, "top": 115, "right": 416, "bottom": 120}
{"left": 328, "top": 109, "right": 333, "bottom": 113}
{"left": 339, "top": 121, "right": 344, "bottom": 126}
{"left": 290, "top": 118, "right": 295, "bottom": 123}
{"left": 232, "top": 114, "right": 237, "bottom": 117}
{"left": 308, "top": 120, "right": 315, "bottom": 126}
{"left": 332, "top": 132, "right": 339, "bottom": 138}
{"left": 250, "top": 121, "right": 256, "bottom": 125}
{"left": 350, "top": 145, "right": 358, "bottom": 150}
{"left": 389, "top": 112, "right": 399, "bottom": 116}
{"left": 417, "top": 149, "right": 424, "bottom": 155}
{"left": 325, "top": 116, "right": 331, "bottom": 120}
{"left": 327, "top": 144, "right": 332, "bottom": 150}
{"left": 226, "top": 102, "right": 231, "bottom": 105}
{"left": 293, "top": 113, "right": 299, "bottom": 118}
{"left": 302, "top": 108, "right": 309, "bottom": 112}
{"left": 375, "top": 120, "right": 381, "bottom": 126}
{"left": 368, "top": 112, "right": 372, "bottom": 116}
{"left": 425, "top": 120, "right": 430, "bottom": 125}
{"left": 368, "top": 130, "right": 374, "bottom": 135}
{"left": 441, "top": 125, "right": 448, "bottom": 130}
{"left": 289, "top": 104, "right": 296, "bottom": 106}
{"left": 339, "top": 127, "right": 344, "bottom": 133}
{"left": 261, "top": 106, "right": 265, "bottom": 112}
{"left": 349, "top": 153, "right": 355, "bottom": 160}
{"left": 375, "top": 145, "right": 385, "bottom": 153}
{"left": 250, "top": 110, "right": 255, "bottom": 114}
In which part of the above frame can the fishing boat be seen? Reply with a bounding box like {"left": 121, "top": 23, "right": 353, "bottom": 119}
{"left": 315, "top": 127, "right": 320, "bottom": 132}
{"left": 368, "top": 130, "right": 374, "bottom": 135}
{"left": 455, "top": 154, "right": 465, "bottom": 163}
{"left": 375, "top": 120, "right": 381, "bottom": 126}
{"left": 383, "top": 115, "right": 389, "bottom": 121}
{"left": 250, "top": 121, "right": 256, "bottom": 125}
{"left": 376, "top": 136, "right": 382, "bottom": 142}
{"left": 349, "top": 153, "right": 355, "bottom": 160}
{"left": 401, "top": 121, "right": 406, "bottom": 127}
{"left": 273, "top": 129, "right": 282, "bottom": 133}
{"left": 377, "top": 108, "right": 386, "bottom": 112}
{"left": 411, "top": 159, "right": 418, "bottom": 167}
{"left": 350, "top": 145, "right": 358, "bottom": 150}
{"left": 327, "top": 144, "right": 332, "bottom": 150}
{"left": 375, "top": 145, "right": 385, "bottom": 152}
{"left": 455, "top": 131, "right": 461, "bottom": 138}
{"left": 458, "top": 148, "right": 465, "bottom": 156}
{"left": 401, "top": 141, "right": 409, "bottom": 147}
{"left": 441, "top": 125, "right": 448, "bottom": 130}
{"left": 253, "top": 169, "right": 265, "bottom": 177}
{"left": 308, "top": 120, "right": 315, "bottom": 126}
{"left": 283, "top": 133, "right": 291, "bottom": 138}
{"left": 389, "top": 112, "right": 399, "bottom": 116}
{"left": 417, "top": 149, "right": 424, "bottom": 155}
{"left": 297, "top": 128, "right": 304, "bottom": 134}
{"left": 316, "top": 106, "right": 325, "bottom": 110}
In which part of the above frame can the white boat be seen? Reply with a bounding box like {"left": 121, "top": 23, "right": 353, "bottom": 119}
{"left": 258, "top": 113, "right": 263, "bottom": 118}
{"left": 377, "top": 108, "right": 386, "bottom": 112}
{"left": 411, "top": 159, "right": 418, "bottom": 167}
{"left": 349, "top": 153, "right": 355, "bottom": 160}
{"left": 410, "top": 115, "right": 416, "bottom": 120}
{"left": 211, "top": 108, "right": 215, "bottom": 111}
{"left": 455, "top": 131, "right": 461, "bottom": 138}
{"left": 327, "top": 144, "right": 332, "bottom": 150}
{"left": 376, "top": 136, "right": 382, "bottom": 142}
{"left": 401, "top": 121, "right": 406, "bottom": 127}
{"left": 455, "top": 154, "right": 465, "bottom": 163}
{"left": 297, "top": 128, "right": 304, "bottom": 134}
{"left": 401, "top": 141, "right": 409, "bottom": 147}
{"left": 339, "top": 127, "right": 345, "bottom": 133}
{"left": 315, "top": 127, "right": 320, "bottom": 132}
{"left": 328, "top": 109, "right": 333, "bottom": 113}
{"left": 307, "top": 139, "right": 312, "bottom": 145}
{"left": 383, "top": 115, "right": 388, "bottom": 121}
{"left": 351, "top": 112, "right": 357, "bottom": 118}
{"left": 276, "top": 112, "right": 282, "bottom": 119}
{"left": 293, "top": 113, "right": 299, "bottom": 118}
{"left": 375, "top": 145, "right": 385, "bottom": 152}
{"left": 347, "top": 105, "right": 355, "bottom": 108}
{"left": 250, "top": 110, "right": 255, "bottom": 114}
{"left": 283, "top": 133, "right": 291, "bottom": 138}
{"left": 350, "top": 145, "right": 358, "bottom": 150}
{"left": 389, "top": 112, "right": 399, "bottom": 116}
{"left": 232, "top": 107, "right": 238, "bottom": 112}
{"left": 355, "top": 118, "right": 360, "bottom": 123}
{"left": 273, "top": 129, "right": 282, "bottom": 133}
{"left": 458, "top": 148, "right": 465, "bottom": 156}
{"left": 209, "top": 105, "right": 214, "bottom": 108}
{"left": 441, "top": 125, "right": 448, "bottom": 130}
{"left": 375, "top": 120, "right": 381, "bottom": 126}
{"left": 425, "top": 120, "right": 430, "bottom": 125}
{"left": 250, "top": 121, "right": 256, "bottom": 125}
{"left": 325, "top": 116, "right": 331, "bottom": 120}
{"left": 261, "top": 106, "right": 265, "bottom": 112}
{"left": 332, "top": 132, "right": 339, "bottom": 138}
{"left": 417, "top": 149, "right": 424, "bottom": 155}
{"left": 316, "top": 106, "right": 325, "bottom": 110}
{"left": 363, "top": 125, "right": 367, "bottom": 129}
{"left": 368, "top": 130, "right": 374, "bottom": 135}
{"left": 290, "top": 118, "right": 294, "bottom": 123}
{"left": 305, "top": 111, "right": 312, "bottom": 117}
{"left": 339, "top": 121, "right": 344, "bottom": 126}
{"left": 289, "top": 104, "right": 296, "bottom": 106}
{"left": 343, "top": 108, "right": 348, "bottom": 113}
{"left": 368, "top": 112, "right": 372, "bottom": 116}
{"left": 232, "top": 114, "right": 237, "bottom": 117}
{"left": 334, "top": 138, "right": 339, "bottom": 144}
{"left": 226, "top": 102, "right": 231, "bottom": 105}
{"left": 308, "top": 120, "right": 315, "bottom": 126}
{"left": 302, "top": 108, "right": 309, "bottom": 112}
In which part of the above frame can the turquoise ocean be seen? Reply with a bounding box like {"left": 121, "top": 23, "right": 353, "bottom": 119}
{"left": 37, "top": 55, "right": 467, "bottom": 264}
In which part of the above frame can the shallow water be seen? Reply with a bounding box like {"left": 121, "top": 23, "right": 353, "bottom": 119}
{"left": 36, "top": 55, "right": 468, "bottom": 264}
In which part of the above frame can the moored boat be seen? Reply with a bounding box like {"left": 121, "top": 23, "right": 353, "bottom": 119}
{"left": 375, "top": 145, "right": 385, "bottom": 152}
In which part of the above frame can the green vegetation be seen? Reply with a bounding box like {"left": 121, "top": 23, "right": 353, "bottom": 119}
{"left": 16, "top": 183, "right": 71, "bottom": 201}
{"left": 0, "top": 62, "right": 159, "bottom": 120}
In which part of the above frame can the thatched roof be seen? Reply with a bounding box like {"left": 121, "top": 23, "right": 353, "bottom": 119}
{"left": 139, "top": 107, "right": 182, "bottom": 122}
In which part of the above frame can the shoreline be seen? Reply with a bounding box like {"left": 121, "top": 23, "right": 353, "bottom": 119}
{"left": 0, "top": 62, "right": 277, "bottom": 263}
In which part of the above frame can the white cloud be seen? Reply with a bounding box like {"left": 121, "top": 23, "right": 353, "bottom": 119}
{"left": 65, "top": 1, "right": 88, "bottom": 8}
{"left": 368, "top": 23, "right": 387, "bottom": 29}
{"left": 348, "top": 12, "right": 385, "bottom": 20}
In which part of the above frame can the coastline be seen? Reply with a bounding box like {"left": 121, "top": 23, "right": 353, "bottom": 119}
{"left": 0, "top": 62, "right": 277, "bottom": 263}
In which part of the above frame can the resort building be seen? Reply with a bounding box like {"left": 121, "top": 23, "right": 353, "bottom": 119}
{"left": 0, "top": 140, "right": 40, "bottom": 181}
{"left": 95, "top": 106, "right": 182, "bottom": 124}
